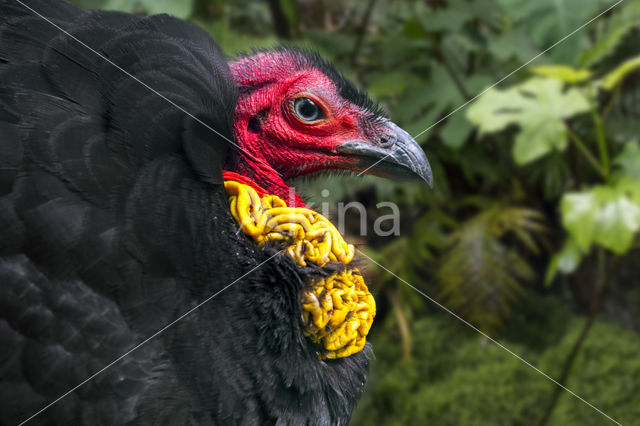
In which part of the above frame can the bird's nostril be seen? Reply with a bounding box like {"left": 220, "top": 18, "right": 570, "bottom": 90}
{"left": 378, "top": 134, "right": 396, "bottom": 148}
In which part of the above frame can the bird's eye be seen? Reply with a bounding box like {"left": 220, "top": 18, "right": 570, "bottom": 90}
{"left": 292, "top": 97, "right": 325, "bottom": 123}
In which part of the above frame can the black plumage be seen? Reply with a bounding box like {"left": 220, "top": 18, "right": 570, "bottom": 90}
{"left": 0, "top": 1, "right": 369, "bottom": 424}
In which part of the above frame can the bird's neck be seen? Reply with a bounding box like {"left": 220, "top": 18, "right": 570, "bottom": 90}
{"left": 224, "top": 127, "right": 306, "bottom": 207}
{"left": 226, "top": 70, "right": 307, "bottom": 207}
{"left": 222, "top": 159, "right": 306, "bottom": 208}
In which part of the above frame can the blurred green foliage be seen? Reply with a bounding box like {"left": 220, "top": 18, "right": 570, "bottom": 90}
{"left": 353, "top": 292, "right": 640, "bottom": 425}
{"left": 67, "top": 0, "right": 640, "bottom": 423}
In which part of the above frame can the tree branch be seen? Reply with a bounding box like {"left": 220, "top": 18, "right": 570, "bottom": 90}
{"left": 440, "top": 53, "right": 471, "bottom": 101}
{"left": 567, "top": 128, "right": 607, "bottom": 179}
{"left": 537, "top": 250, "right": 617, "bottom": 426}
{"left": 350, "top": 0, "right": 378, "bottom": 66}
{"left": 267, "top": 0, "right": 294, "bottom": 39}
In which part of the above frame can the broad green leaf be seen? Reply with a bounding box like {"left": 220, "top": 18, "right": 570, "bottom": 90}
{"left": 517, "top": 78, "right": 590, "bottom": 119}
{"left": 600, "top": 56, "right": 640, "bottom": 90}
{"left": 467, "top": 78, "right": 589, "bottom": 164}
{"left": 497, "top": 0, "right": 601, "bottom": 63}
{"left": 144, "top": 0, "right": 193, "bottom": 18}
{"left": 561, "top": 192, "right": 596, "bottom": 250}
{"left": 617, "top": 176, "right": 640, "bottom": 201}
{"left": 207, "top": 21, "right": 277, "bottom": 55}
{"left": 404, "top": 19, "right": 427, "bottom": 39}
{"left": 545, "top": 238, "right": 583, "bottom": 286}
{"left": 105, "top": 0, "right": 194, "bottom": 18}
{"left": 466, "top": 87, "right": 529, "bottom": 134}
{"left": 531, "top": 65, "right": 591, "bottom": 84}
{"left": 592, "top": 192, "right": 640, "bottom": 253}
{"left": 441, "top": 112, "right": 472, "bottom": 149}
{"left": 614, "top": 141, "right": 640, "bottom": 178}
{"left": 393, "top": 87, "right": 434, "bottom": 121}
{"left": 561, "top": 179, "right": 640, "bottom": 254}
{"left": 367, "top": 72, "right": 420, "bottom": 98}
{"left": 465, "top": 74, "right": 496, "bottom": 95}
{"left": 71, "top": 0, "right": 108, "bottom": 8}
{"left": 103, "top": 0, "right": 136, "bottom": 12}
{"left": 427, "top": 65, "right": 466, "bottom": 115}
{"left": 418, "top": 9, "right": 470, "bottom": 32}
{"left": 397, "top": 65, "right": 466, "bottom": 138}
{"left": 486, "top": 29, "right": 540, "bottom": 63}
{"left": 513, "top": 117, "right": 566, "bottom": 164}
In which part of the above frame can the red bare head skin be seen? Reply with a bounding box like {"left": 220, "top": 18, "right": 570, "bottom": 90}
{"left": 226, "top": 49, "right": 387, "bottom": 206}
{"left": 224, "top": 48, "right": 432, "bottom": 207}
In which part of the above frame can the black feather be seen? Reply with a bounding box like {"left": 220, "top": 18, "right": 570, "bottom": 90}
{"left": 0, "top": 0, "right": 370, "bottom": 424}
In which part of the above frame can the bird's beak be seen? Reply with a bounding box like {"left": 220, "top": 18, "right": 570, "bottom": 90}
{"left": 335, "top": 120, "right": 433, "bottom": 186}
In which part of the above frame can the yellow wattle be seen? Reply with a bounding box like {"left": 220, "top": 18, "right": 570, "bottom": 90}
{"left": 301, "top": 269, "right": 375, "bottom": 359}
{"left": 224, "top": 180, "right": 376, "bottom": 359}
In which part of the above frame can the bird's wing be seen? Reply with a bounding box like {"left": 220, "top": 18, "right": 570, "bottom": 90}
{"left": 0, "top": 0, "right": 239, "bottom": 423}
{"left": 0, "top": 0, "right": 235, "bottom": 189}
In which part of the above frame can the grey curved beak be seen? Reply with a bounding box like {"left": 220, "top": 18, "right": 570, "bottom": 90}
{"left": 336, "top": 121, "right": 433, "bottom": 187}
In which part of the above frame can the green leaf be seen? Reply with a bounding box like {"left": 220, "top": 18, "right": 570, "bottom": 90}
{"left": 204, "top": 21, "right": 278, "bottom": 55}
{"left": 513, "top": 116, "right": 566, "bottom": 164}
{"left": 418, "top": 9, "right": 470, "bottom": 32}
{"left": 561, "top": 179, "right": 640, "bottom": 254}
{"left": 395, "top": 64, "right": 467, "bottom": 139}
{"left": 404, "top": 19, "right": 427, "bottom": 39}
{"left": 466, "top": 87, "right": 527, "bottom": 134}
{"left": 423, "top": 64, "right": 466, "bottom": 117}
{"left": 393, "top": 87, "right": 434, "bottom": 121}
{"left": 561, "top": 192, "right": 596, "bottom": 250}
{"left": 579, "top": 21, "right": 637, "bottom": 68}
{"left": 592, "top": 192, "right": 640, "bottom": 254}
{"left": 436, "top": 205, "right": 544, "bottom": 331}
{"left": 467, "top": 78, "right": 589, "bottom": 164}
{"left": 579, "top": 1, "right": 640, "bottom": 67}
{"left": 599, "top": 56, "right": 640, "bottom": 90}
{"left": 545, "top": 238, "right": 583, "bottom": 286}
{"left": 102, "top": 0, "right": 136, "bottom": 12}
{"left": 486, "top": 29, "right": 539, "bottom": 63}
{"left": 105, "top": 0, "right": 194, "bottom": 18}
{"left": 146, "top": 0, "right": 193, "bottom": 18}
{"left": 497, "top": 0, "right": 601, "bottom": 64}
{"left": 367, "top": 72, "right": 420, "bottom": 98}
{"left": 440, "top": 112, "right": 473, "bottom": 149}
{"left": 614, "top": 141, "right": 640, "bottom": 178}
{"left": 531, "top": 65, "right": 591, "bottom": 84}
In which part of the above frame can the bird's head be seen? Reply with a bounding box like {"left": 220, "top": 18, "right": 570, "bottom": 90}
{"left": 226, "top": 48, "right": 431, "bottom": 206}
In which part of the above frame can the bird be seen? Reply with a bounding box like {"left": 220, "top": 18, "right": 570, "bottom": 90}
{"left": 0, "top": 0, "right": 432, "bottom": 424}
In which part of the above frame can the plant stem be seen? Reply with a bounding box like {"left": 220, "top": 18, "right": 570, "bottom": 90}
{"left": 350, "top": 0, "right": 378, "bottom": 66}
{"left": 267, "top": 0, "right": 295, "bottom": 39}
{"left": 590, "top": 103, "right": 610, "bottom": 178}
{"left": 567, "top": 128, "right": 607, "bottom": 179}
{"left": 537, "top": 249, "right": 615, "bottom": 426}
{"left": 441, "top": 54, "right": 471, "bottom": 101}
{"left": 387, "top": 288, "right": 412, "bottom": 363}
{"left": 602, "top": 83, "right": 621, "bottom": 121}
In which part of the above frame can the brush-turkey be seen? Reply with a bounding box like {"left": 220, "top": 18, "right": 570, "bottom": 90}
{"left": 0, "top": 0, "right": 431, "bottom": 424}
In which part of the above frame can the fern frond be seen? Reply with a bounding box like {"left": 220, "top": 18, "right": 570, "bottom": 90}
{"left": 436, "top": 204, "right": 546, "bottom": 332}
